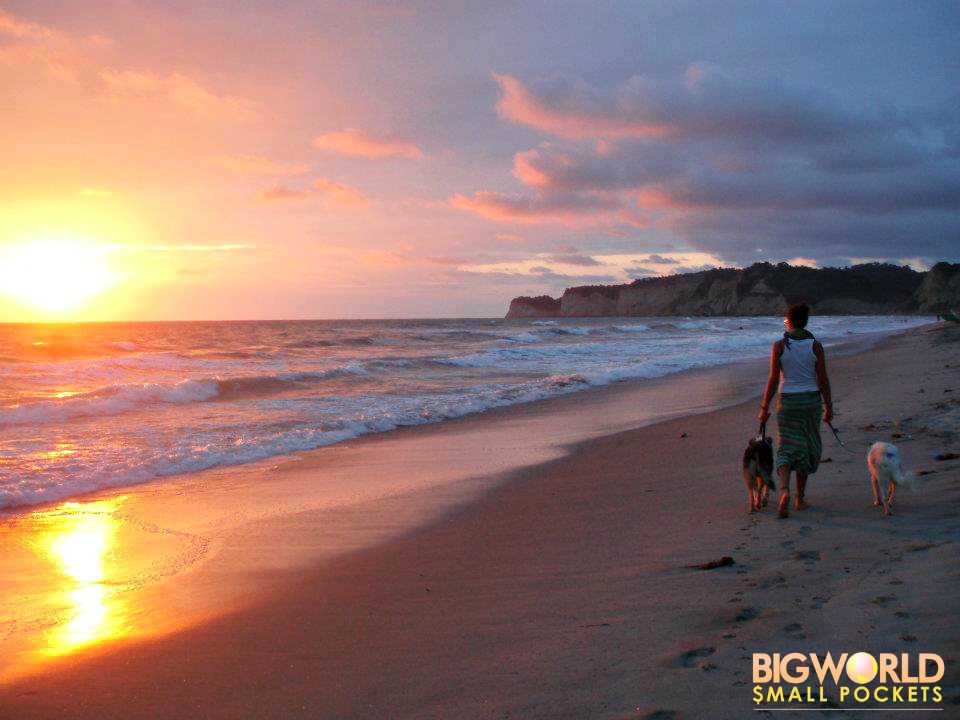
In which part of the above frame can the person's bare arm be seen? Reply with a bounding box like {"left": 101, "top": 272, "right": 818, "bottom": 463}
{"left": 814, "top": 341, "right": 833, "bottom": 423}
{"left": 758, "top": 341, "right": 781, "bottom": 422}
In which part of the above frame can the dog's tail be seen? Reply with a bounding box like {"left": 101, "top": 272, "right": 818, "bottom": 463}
{"left": 898, "top": 470, "right": 918, "bottom": 490}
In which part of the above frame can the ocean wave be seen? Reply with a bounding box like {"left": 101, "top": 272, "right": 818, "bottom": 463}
{"left": 0, "top": 364, "right": 371, "bottom": 425}
{"left": 0, "top": 379, "right": 220, "bottom": 425}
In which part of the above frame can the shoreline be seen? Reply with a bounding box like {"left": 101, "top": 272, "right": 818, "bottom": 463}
{"left": 1, "top": 322, "right": 957, "bottom": 718}
{"left": 0, "top": 318, "right": 919, "bottom": 518}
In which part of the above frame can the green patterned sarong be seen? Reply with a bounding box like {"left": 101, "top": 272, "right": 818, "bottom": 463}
{"left": 776, "top": 391, "right": 823, "bottom": 473}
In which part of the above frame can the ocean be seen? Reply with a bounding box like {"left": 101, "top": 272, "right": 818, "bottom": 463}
{"left": 0, "top": 315, "right": 929, "bottom": 510}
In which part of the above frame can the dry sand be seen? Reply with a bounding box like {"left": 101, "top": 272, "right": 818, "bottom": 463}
{"left": 1, "top": 323, "right": 958, "bottom": 719}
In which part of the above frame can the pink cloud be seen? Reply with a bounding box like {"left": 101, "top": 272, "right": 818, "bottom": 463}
{"left": 312, "top": 128, "right": 424, "bottom": 159}
{"left": 494, "top": 73, "right": 673, "bottom": 140}
{"left": 450, "top": 190, "right": 643, "bottom": 227}
{"left": 313, "top": 178, "right": 368, "bottom": 207}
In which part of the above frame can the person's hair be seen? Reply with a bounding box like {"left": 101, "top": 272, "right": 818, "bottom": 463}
{"left": 787, "top": 303, "right": 810, "bottom": 329}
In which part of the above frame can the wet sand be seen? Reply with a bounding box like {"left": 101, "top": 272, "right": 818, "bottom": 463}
{"left": 1, "top": 323, "right": 958, "bottom": 718}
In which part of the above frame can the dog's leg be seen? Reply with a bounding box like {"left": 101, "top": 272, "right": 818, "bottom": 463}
{"left": 758, "top": 478, "right": 769, "bottom": 508}
{"left": 887, "top": 479, "right": 897, "bottom": 508}
{"left": 870, "top": 469, "right": 883, "bottom": 509}
{"left": 742, "top": 466, "right": 757, "bottom": 513}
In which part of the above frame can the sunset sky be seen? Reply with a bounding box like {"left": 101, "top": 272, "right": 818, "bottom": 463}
{"left": 1, "top": 1, "right": 958, "bottom": 321}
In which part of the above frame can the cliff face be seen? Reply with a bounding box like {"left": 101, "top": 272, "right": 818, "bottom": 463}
{"left": 505, "top": 262, "right": 947, "bottom": 318}
{"left": 505, "top": 294, "right": 561, "bottom": 318}
{"left": 909, "top": 262, "right": 960, "bottom": 313}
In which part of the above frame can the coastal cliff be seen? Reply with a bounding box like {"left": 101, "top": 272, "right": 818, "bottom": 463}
{"left": 506, "top": 262, "right": 960, "bottom": 318}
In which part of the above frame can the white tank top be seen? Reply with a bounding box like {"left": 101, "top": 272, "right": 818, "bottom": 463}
{"left": 780, "top": 337, "right": 820, "bottom": 394}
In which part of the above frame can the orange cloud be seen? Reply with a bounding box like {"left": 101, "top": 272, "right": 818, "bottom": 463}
{"left": 99, "top": 69, "right": 254, "bottom": 119}
{"left": 257, "top": 185, "right": 312, "bottom": 201}
{"left": 313, "top": 178, "right": 368, "bottom": 207}
{"left": 0, "top": 9, "right": 254, "bottom": 119}
{"left": 494, "top": 74, "right": 672, "bottom": 139}
{"left": 512, "top": 148, "right": 555, "bottom": 187}
{"left": 312, "top": 129, "right": 423, "bottom": 159}
{"left": 0, "top": 9, "right": 56, "bottom": 40}
{"left": 257, "top": 179, "right": 368, "bottom": 206}
{"left": 208, "top": 154, "right": 309, "bottom": 176}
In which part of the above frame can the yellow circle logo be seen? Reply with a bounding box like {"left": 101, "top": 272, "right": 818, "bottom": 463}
{"left": 846, "top": 652, "right": 878, "bottom": 684}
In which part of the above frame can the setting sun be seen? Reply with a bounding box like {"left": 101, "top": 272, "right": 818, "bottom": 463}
{"left": 0, "top": 238, "right": 115, "bottom": 314}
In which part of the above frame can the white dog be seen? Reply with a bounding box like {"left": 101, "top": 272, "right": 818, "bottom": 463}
{"left": 867, "top": 442, "right": 915, "bottom": 515}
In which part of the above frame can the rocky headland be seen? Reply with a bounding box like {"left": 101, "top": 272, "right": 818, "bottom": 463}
{"left": 506, "top": 261, "right": 960, "bottom": 318}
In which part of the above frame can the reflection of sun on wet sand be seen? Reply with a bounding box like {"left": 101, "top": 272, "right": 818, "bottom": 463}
{"left": 0, "top": 495, "right": 215, "bottom": 682}
{"left": 43, "top": 500, "right": 122, "bottom": 654}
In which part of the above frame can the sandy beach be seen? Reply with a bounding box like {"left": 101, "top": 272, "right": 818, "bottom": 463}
{"left": 1, "top": 322, "right": 958, "bottom": 719}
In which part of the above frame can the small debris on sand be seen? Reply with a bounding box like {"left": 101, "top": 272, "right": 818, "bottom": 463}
{"left": 687, "top": 557, "right": 735, "bottom": 570}
{"left": 934, "top": 452, "right": 959, "bottom": 461}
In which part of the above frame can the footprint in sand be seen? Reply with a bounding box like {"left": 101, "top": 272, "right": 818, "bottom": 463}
{"left": 781, "top": 540, "right": 795, "bottom": 548}
{"left": 641, "top": 711, "right": 679, "bottom": 720}
{"left": 677, "top": 647, "right": 716, "bottom": 668}
{"left": 795, "top": 550, "right": 820, "bottom": 563}
{"left": 894, "top": 610, "right": 910, "bottom": 619}
{"left": 901, "top": 634, "right": 918, "bottom": 643}
{"left": 799, "top": 525, "right": 813, "bottom": 537}
{"left": 734, "top": 606, "right": 760, "bottom": 623}
{"left": 784, "top": 623, "right": 806, "bottom": 640}
{"left": 871, "top": 594, "right": 897, "bottom": 606}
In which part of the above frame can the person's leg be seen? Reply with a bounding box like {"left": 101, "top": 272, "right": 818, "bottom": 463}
{"left": 777, "top": 465, "right": 792, "bottom": 518}
{"left": 795, "top": 472, "right": 809, "bottom": 510}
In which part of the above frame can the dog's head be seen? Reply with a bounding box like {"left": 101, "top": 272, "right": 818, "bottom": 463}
{"left": 743, "top": 436, "right": 775, "bottom": 480}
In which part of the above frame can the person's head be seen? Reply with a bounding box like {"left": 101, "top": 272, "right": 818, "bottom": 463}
{"left": 785, "top": 303, "right": 810, "bottom": 331}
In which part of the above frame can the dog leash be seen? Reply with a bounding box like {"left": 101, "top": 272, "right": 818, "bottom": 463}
{"left": 826, "top": 420, "right": 858, "bottom": 454}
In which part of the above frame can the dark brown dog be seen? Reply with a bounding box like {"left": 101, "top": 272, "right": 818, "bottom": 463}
{"left": 742, "top": 434, "right": 776, "bottom": 513}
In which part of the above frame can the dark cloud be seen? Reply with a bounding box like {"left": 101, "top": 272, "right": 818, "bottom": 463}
{"left": 495, "top": 66, "right": 882, "bottom": 143}
{"left": 454, "top": 62, "right": 960, "bottom": 266}
{"left": 545, "top": 253, "right": 600, "bottom": 266}
{"left": 643, "top": 254, "right": 679, "bottom": 264}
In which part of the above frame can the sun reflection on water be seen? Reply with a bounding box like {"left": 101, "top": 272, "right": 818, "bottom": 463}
{"left": 39, "top": 498, "right": 126, "bottom": 655}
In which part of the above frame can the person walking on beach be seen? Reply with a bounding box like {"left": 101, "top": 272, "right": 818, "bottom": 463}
{"left": 758, "top": 304, "right": 834, "bottom": 518}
